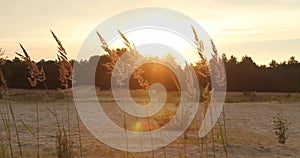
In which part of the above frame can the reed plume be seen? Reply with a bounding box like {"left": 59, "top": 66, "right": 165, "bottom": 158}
{"left": 51, "top": 30, "right": 72, "bottom": 89}
{"left": 191, "top": 27, "right": 211, "bottom": 115}
{"left": 209, "top": 39, "right": 226, "bottom": 87}
{"left": 96, "top": 32, "right": 119, "bottom": 72}
{"left": 15, "top": 44, "right": 46, "bottom": 87}
{"left": 97, "top": 30, "right": 153, "bottom": 157}
{"left": 97, "top": 31, "right": 149, "bottom": 89}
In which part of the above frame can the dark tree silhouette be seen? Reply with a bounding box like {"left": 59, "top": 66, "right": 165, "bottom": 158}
{"left": 1, "top": 54, "right": 300, "bottom": 92}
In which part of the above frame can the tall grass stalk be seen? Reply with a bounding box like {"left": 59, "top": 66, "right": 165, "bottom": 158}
{"left": 192, "top": 26, "right": 228, "bottom": 157}
{"left": 122, "top": 106, "right": 129, "bottom": 158}
{"left": 0, "top": 133, "right": 5, "bottom": 158}
{"left": 97, "top": 30, "right": 150, "bottom": 157}
{"left": 219, "top": 106, "right": 228, "bottom": 157}
{"left": 193, "top": 112, "right": 202, "bottom": 158}
{"left": 0, "top": 110, "right": 13, "bottom": 157}
{"left": 16, "top": 43, "right": 46, "bottom": 158}
{"left": 36, "top": 101, "right": 40, "bottom": 157}
{"left": 205, "top": 136, "right": 208, "bottom": 158}
{"left": 1, "top": 50, "right": 24, "bottom": 157}
{"left": 222, "top": 107, "right": 228, "bottom": 143}
{"left": 0, "top": 50, "right": 8, "bottom": 157}
{"left": 218, "top": 120, "right": 228, "bottom": 157}
{"left": 75, "top": 108, "right": 83, "bottom": 158}
{"left": 66, "top": 94, "right": 71, "bottom": 140}
{"left": 51, "top": 30, "right": 71, "bottom": 139}
{"left": 8, "top": 102, "right": 23, "bottom": 157}
{"left": 192, "top": 26, "right": 211, "bottom": 158}
{"left": 51, "top": 30, "right": 83, "bottom": 157}
{"left": 209, "top": 106, "right": 216, "bottom": 158}
{"left": 19, "top": 118, "right": 35, "bottom": 137}
{"left": 0, "top": 116, "right": 6, "bottom": 158}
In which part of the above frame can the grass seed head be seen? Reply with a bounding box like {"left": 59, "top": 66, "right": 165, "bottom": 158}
{"left": 16, "top": 44, "right": 46, "bottom": 87}
{"left": 97, "top": 30, "right": 149, "bottom": 89}
{"left": 51, "top": 30, "right": 72, "bottom": 88}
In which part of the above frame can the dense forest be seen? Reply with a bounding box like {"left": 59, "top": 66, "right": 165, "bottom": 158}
{"left": 0, "top": 53, "right": 299, "bottom": 92}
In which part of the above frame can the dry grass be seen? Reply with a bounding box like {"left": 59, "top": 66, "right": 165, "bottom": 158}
{"left": 95, "top": 28, "right": 229, "bottom": 158}
{"left": 0, "top": 26, "right": 230, "bottom": 158}
{"left": 15, "top": 44, "right": 46, "bottom": 88}
{"left": 51, "top": 30, "right": 72, "bottom": 89}
{"left": 192, "top": 26, "right": 228, "bottom": 157}
{"left": 51, "top": 30, "right": 82, "bottom": 157}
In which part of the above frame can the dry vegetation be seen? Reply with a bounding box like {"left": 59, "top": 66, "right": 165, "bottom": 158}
{"left": 0, "top": 28, "right": 299, "bottom": 158}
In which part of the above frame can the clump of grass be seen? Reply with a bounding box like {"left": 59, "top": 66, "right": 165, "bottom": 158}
{"left": 192, "top": 26, "right": 228, "bottom": 157}
{"left": 48, "top": 107, "right": 74, "bottom": 158}
{"left": 1, "top": 49, "right": 25, "bottom": 158}
{"left": 273, "top": 111, "right": 289, "bottom": 144}
{"left": 55, "top": 125, "right": 74, "bottom": 158}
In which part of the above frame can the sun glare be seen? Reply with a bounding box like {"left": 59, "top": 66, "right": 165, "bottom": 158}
{"left": 109, "top": 28, "right": 200, "bottom": 64}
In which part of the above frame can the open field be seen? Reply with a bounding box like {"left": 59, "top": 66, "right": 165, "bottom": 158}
{"left": 0, "top": 89, "right": 299, "bottom": 157}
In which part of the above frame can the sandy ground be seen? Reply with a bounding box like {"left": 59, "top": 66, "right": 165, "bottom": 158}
{"left": 0, "top": 91, "right": 299, "bottom": 157}
{"left": 225, "top": 102, "right": 300, "bottom": 158}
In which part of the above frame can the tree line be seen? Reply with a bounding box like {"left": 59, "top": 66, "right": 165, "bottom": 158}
{"left": 223, "top": 55, "right": 300, "bottom": 92}
{"left": 1, "top": 53, "right": 299, "bottom": 92}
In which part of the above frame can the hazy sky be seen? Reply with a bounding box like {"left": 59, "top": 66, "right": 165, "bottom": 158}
{"left": 1, "top": 0, "right": 299, "bottom": 65}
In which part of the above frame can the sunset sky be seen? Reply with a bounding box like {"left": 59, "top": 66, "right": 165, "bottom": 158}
{"left": 1, "top": 0, "right": 299, "bottom": 65}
